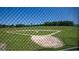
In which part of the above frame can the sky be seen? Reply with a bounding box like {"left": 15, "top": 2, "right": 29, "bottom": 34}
{"left": 0, "top": 7, "right": 79, "bottom": 25}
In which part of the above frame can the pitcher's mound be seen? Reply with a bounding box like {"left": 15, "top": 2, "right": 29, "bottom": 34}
{"left": 31, "top": 35, "right": 64, "bottom": 48}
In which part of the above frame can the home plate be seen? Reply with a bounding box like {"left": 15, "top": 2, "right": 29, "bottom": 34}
{"left": 31, "top": 35, "right": 64, "bottom": 48}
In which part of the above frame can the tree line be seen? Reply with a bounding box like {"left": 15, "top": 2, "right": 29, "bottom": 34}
{"left": 0, "top": 21, "right": 78, "bottom": 27}
{"left": 41, "top": 21, "right": 74, "bottom": 26}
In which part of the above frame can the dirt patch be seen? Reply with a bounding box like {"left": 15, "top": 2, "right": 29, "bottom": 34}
{"left": 0, "top": 43, "right": 6, "bottom": 50}
{"left": 31, "top": 35, "right": 64, "bottom": 48}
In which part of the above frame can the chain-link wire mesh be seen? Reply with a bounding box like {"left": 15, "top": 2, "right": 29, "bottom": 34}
{"left": 0, "top": 7, "right": 78, "bottom": 51}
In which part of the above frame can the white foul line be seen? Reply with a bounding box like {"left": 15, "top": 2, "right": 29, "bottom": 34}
{"left": 60, "top": 47, "right": 79, "bottom": 51}
{"left": 6, "top": 31, "right": 31, "bottom": 36}
{"left": 48, "top": 30, "right": 62, "bottom": 36}
{"left": 6, "top": 30, "right": 62, "bottom": 36}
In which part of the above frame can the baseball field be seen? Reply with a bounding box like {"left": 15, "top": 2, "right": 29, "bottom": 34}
{"left": 0, "top": 26, "right": 78, "bottom": 51}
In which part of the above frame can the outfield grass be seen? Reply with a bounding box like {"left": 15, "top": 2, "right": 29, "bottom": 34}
{"left": 0, "top": 26, "right": 78, "bottom": 51}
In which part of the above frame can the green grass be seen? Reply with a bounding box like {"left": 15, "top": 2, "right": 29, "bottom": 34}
{"left": 0, "top": 26, "right": 78, "bottom": 51}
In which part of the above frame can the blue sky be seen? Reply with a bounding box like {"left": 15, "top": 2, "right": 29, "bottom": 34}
{"left": 0, "top": 7, "right": 79, "bottom": 25}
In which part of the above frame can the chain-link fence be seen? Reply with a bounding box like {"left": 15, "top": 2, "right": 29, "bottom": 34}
{"left": 0, "top": 7, "right": 79, "bottom": 51}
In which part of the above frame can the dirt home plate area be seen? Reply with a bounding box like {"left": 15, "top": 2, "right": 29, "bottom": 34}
{"left": 31, "top": 35, "right": 64, "bottom": 48}
{"left": 31, "top": 30, "right": 64, "bottom": 48}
